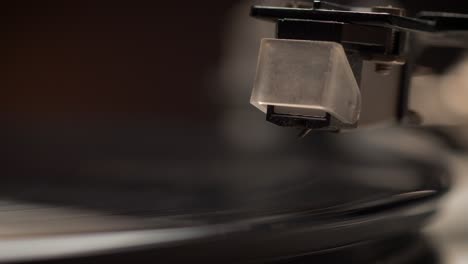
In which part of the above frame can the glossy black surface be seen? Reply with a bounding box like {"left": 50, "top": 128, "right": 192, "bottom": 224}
{"left": 0, "top": 120, "right": 450, "bottom": 263}
{"left": 15, "top": 234, "right": 441, "bottom": 264}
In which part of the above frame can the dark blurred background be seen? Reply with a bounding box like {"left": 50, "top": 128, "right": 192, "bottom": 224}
{"left": 0, "top": 1, "right": 240, "bottom": 119}
{"left": 2, "top": 0, "right": 468, "bottom": 119}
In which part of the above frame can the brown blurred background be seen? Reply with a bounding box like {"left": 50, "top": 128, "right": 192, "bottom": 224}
{"left": 1, "top": 1, "right": 239, "bottom": 120}
{"left": 3, "top": 1, "right": 468, "bottom": 120}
